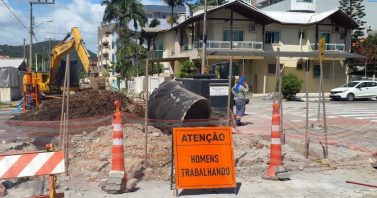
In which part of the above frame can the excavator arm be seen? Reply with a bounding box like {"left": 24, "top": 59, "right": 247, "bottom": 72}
{"left": 48, "top": 27, "right": 92, "bottom": 92}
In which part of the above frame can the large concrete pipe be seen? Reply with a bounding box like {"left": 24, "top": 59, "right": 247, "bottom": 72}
{"left": 148, "top": 80, "right": 211, "bottom": 122}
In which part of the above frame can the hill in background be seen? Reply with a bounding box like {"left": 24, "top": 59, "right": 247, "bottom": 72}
{"left": 0, "top": 40, "right": 97, "bottom": 68}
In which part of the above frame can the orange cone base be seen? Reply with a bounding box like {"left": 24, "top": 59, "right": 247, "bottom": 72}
{"left": 105, "top": 171, "right": 127, "bottom": 194}
{"left": 262, "top": 165, "right": 279, "bottom": 181}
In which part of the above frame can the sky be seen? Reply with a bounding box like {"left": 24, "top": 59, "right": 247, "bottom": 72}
{"left": 0, "top": 0, "right": 164, "bottom": 52}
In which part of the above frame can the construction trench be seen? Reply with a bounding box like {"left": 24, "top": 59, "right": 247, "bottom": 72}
{"left": 1, "top": 84, "right": 377, "bottom": 197}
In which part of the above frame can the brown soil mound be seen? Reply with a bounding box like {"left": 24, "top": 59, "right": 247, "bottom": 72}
{"left": 12, "top": 90, "right": 144, "bottom": 121}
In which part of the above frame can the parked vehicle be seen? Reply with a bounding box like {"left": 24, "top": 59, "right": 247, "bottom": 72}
{"left": 330, "top": 81, "right": 377, "bottom": 101}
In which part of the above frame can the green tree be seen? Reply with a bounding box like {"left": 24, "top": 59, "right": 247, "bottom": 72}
{"left": 162, "top": 0, "right": 185, "bottom": 27}
{"left": 194, "top": 0, "right": 227, "bottom": 7}
{"left": 360, "top": 35, "right": 377, "bottom": 63}
{"left": 281, "top": 73, "right": 303, "bottom": 100}
{"left": 102, "top": 0, "right": 147, "bottom": 79}
{"left": 140, "top": 19, "right": 161, "bottom": 50}
{"left": 149, "top": 18, "right": 161, "bottom": 28}
{"left": 178, "top": 61, "right": 196, "bottom": 78}
{"left": 339, "top": 0, "right": 366, "bottom": 42}
{"left": 102, "top": 0, "right": 147, "bottom": 29}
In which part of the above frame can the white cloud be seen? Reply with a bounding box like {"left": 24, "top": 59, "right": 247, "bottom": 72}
{"left": 0, "top": 0, "right": 30, "bottom": 47}
{"left": 0, "top": 0, "right": 167, "bottom": 53}
{"left": 0, "top": 0, "right": 104, "bottom": 53}
{"left": 45, "top": 0, "right": 105, "bottom": 52}
{"left": 142, "top": 0, "right": 164, "bottom": 5}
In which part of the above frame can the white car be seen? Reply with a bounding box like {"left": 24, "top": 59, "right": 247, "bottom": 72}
{"left": 330, "top": 81, "right": 377, "bottom": 101}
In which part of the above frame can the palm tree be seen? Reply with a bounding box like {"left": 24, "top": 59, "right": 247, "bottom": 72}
{"left": 162, "top": 0, "right": 185, "bottom": 28}
{"left": 139, "top": 19, "right": 161, "bottom": 50}
{"left": 102, "top": 0, "right": 147, "bottom": 29}
{"left": 149, "top": 18, "right": 161, "bottom": 28}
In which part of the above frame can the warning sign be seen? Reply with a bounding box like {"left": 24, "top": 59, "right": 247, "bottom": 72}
{"left": 173, "top": 127, "right": 236, "bottom": 189}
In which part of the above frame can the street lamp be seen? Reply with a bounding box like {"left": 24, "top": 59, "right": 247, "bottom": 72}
{"left": 34, "top": 19, "right": 53, "bottom": 28}
{"left": 28, "top": 0, "right": 55, "bottom": 70}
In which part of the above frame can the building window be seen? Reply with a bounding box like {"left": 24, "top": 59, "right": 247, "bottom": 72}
{"left": 313, "top": 64, "right": 330, "bottom": 78}
{"left": 297, "top": 0, "right": 312, "bottom": 2}
{"left": 268, "top": 64, "right": 283, "bottom": 74}
{"left": 265, "top": 31, "right": 280, "bottom": 44}
{"left": 296, "top": 63, "right": 303, "bottom": 70}
{"left": 223, "top": 30, "right": 244, "bottom": 41}
{"left": 298, "top": 31, "right": 305, "bottom": 39}
{"left": 313, "top": 65, "right": 320, "bottom": 77}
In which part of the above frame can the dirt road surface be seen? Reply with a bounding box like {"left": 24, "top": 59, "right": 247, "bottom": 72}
{"left": 1, "top": 96, "right": 377, "bottom": 197}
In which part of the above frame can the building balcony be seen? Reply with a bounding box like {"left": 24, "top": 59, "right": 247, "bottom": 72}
{"left": 309, "top": 43, "right": 345, "bottom": 52}
{"left": 152, "top": 50, "right": 163, "bottom": 59}
{"left": 181, "top": 40, "right": 264, "bottom": 52}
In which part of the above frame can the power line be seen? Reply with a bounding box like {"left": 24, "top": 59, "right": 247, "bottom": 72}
{"left": 0, "top": 0, "right": 29, "bottom": 32}
{"left": 0, "top": 3, "right": 28, "bottom": 34}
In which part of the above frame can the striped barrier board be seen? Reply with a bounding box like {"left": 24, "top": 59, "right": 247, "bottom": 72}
{"left": 0, "top": 151, "right": 65, "bottom": 179}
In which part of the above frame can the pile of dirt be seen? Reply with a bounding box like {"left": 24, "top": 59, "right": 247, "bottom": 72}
{"left": 68, "top": 124, "right": 172, "bottom": 182}
{"left": 67, "top": 125, "right": 287, "bottom": 182}
{"left": 12, "top": 90, "right": 145, "bottom": 121}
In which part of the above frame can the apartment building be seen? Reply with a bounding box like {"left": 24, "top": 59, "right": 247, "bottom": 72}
{"left": 97, "top": 22, "right": 117, "bottom": 73}
{"left": 149, "top": 0, "right": 363, "bottom": 93}
{"left": 144, "top": 5, "right": 186, "bottom": 29}
{"left": 97, "top": 5, "right": 187, "bottom": 72}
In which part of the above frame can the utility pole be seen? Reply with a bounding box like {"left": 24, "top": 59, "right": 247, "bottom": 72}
{"left": 201, "top": 0, "right": 208, "bottom": 74}
{"left": 35, "top": 53, "right": 38, "bottom": 71}
{"left": 23, "top": 39, "right": 26, "bottom": 61}
{"left": 29, "top": 0, "right": 55, "bottom": 70}
{"left": 29, "top": 2, "right": 33, "bottom": 70}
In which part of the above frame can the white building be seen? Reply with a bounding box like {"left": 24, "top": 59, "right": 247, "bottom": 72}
{"left": 148, "top": 0, "right": 363, "bottom": 93}
{"left": 97, "top": 22, "right": 117, "bottom": 74}
{"left": 0, "top": 58, "right": 25, "bottom": 102}
{"left": 258, "top": 0, "right": 377, "bottom": 34}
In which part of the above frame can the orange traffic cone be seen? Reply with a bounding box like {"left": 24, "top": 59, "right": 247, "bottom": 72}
{"left": 111, "top": 100, "right": 125, "bottom": 172}
{"left": 105, "top": 100, "right": 127, "bottom": 193}
{"left": 263, "top": 102, "right": 282, "bottom": 180}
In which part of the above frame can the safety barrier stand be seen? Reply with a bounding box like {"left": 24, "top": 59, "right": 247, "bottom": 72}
{"left": 0, "top": 144, "right": 65, "bottom": 197}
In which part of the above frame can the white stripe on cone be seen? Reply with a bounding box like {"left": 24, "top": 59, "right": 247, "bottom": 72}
{"left": 18, "top": 152, "right": 54, "bottom": 177}
{"left": 113, "top": 138, "right": 123, "bottom": 146}
{"left": 271, "top": 138, "right": 281, "bottom": 145}
{"left": 113, "top": 124, "right": 123, "bottom": 131}
{"left": 271, "top": 125, "right": 280, "bottom": 132}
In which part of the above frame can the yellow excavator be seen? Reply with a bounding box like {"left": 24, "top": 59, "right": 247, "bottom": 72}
{"left": 34, "top": 27, "right": 104, "bottom": 94}
{"left": 21, "top": 27, "right": 104, "bottom": 110}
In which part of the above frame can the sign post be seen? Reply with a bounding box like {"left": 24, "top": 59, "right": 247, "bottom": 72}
{"left": 173, "top": 127, "right": 236, "bottom": 194}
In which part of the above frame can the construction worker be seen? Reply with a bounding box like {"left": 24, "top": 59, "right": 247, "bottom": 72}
{"left": 232, "top": 77, "right": 249, "bottom": 126}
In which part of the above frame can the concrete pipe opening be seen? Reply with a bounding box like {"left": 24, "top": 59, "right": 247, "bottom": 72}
{"left": 148, "top": 80, "right": 211, "bottom": 123}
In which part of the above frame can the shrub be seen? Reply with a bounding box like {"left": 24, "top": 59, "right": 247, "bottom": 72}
{"left": 178, "top": 61, "right": 195, "bottom": 78}
{"left": 282, "top": 73, "right": 303, "bottom": 99}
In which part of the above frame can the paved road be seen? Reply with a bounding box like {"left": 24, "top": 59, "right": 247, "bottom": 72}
{"left": 283, "top": 99, "right": 377, "bottom": 123}
{"left": 238, "top": 97, "right": 377, "bottom": 153}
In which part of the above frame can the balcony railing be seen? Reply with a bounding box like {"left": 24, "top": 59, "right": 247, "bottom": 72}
{"left": 310, "top": 43, "right": 345, "bottom": 51}
{"left": 181, "top": 40, "right": 263, "bottom": 52}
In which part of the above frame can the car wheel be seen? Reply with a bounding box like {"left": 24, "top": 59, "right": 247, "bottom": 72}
{"left": 346, "top": 93, "right": 354, "bottom": 101}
